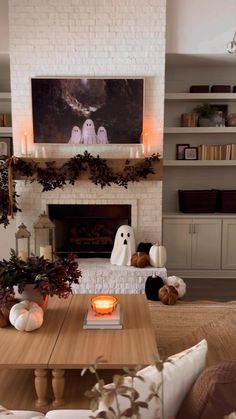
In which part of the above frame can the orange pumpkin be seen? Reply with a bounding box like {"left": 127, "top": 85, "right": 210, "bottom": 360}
{"left": 131, "top": 252, "right": 150, "bottom": 268}
{"left": 158, "top": 285, "right": 178, "bottom": 305}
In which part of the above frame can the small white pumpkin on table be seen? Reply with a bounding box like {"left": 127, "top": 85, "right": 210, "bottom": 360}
{"left": 9, "top": 300, "right": 44, "bottom": 332}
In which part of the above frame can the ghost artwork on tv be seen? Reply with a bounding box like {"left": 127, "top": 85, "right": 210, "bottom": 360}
{"left": 31, "top": 78, "right": 144, "bottom": 145}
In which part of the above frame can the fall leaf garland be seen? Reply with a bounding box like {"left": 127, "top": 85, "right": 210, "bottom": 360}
{"left": 0, "top": 151, "right": 160, "bottom": 227}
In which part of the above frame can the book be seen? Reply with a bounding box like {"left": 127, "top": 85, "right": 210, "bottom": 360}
{"left": 83, "top": 305, "right": 124, "bottom": 329}
{"left": 86, "top": 304, "right": 121, "bottom": 325}
{"left": 83, "top": 322, "right": 123, "bottom": 330}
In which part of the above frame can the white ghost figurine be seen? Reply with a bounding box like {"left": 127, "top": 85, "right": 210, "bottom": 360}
{"left": 68, "top": 126, "right": 82, "bottom": 144}
{"left": 97, "top": 126, "right": 109, "bottom": 144}
{"left": 110, "top": 225, "right": 136, "bottom": 266}
{"left": 81, "top": 119, "right": 97, "bottom": 144}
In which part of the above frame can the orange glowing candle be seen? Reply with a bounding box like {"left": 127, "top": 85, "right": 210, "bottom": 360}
{"left": 91, "top": 295, "right": 118, "bottom": 315}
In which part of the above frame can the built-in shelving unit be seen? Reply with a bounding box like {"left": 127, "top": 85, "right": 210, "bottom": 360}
{"left": 165, "top": 127, "right": 236, "bottom": 134}
{"left": 165, "top": 93, "right": 236, "bottom": 101}
{"left": 162, "top": 57, "right": 236, "bottom": 277}
{"left": 0, "top": 92, "right": 12, "bottom": 136}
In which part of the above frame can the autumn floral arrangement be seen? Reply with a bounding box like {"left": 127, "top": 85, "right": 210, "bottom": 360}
{"left": 0, "top": 250, "right": 81, "bottom": 308}
{"left": 0, "top": 151, "right": 160, "bottom": 227}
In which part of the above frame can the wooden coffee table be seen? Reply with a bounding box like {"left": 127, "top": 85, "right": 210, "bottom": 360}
{"left": 0, "top": 296, "right": 72, "bottom": 407}
{"left": 48, "top": 294, "right": 158, "bottom": 406}
{"left": 0, "top": 294, "right": 157, "bottom": 408}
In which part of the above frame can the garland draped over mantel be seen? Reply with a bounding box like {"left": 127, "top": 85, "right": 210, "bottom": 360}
{"left": 0, "top": 151, "right": 160, "bottom": 227}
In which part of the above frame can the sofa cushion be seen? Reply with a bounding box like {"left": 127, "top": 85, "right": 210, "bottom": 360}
{"left": 45, "top": 411, "right": 91, "bottom": 419}
{"left": 0, "top": 406, "right": 44, "bottom": 419}
{"left": 97, "top": 339, "right": 207, "bottom": 419}
{"left": 176, "top": 361, "right": 236, "bottom": 419}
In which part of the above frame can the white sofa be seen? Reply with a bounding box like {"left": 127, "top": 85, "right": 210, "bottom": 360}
{"left": 4, "top": 340, "right": 208, "bottom": 419}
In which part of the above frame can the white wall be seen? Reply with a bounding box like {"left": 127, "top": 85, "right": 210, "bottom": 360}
{"left": 1, "top": 0, "right": 166, "bottom": 259}
{"left": 8, "top": 0, "right": 166, "bottom": 158}
{"left": 166, "top": 0, "right": 236, "bottom": 54}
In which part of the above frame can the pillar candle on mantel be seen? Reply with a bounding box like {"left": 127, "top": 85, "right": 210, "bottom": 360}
{"left": 40, "top": 245, "right": 52, "bottom": 261}
{"left": 21, "top": 131, "right": 28, "bottom": 156}
{"left": 142, "top": 132, "right": 151, "bottom": 156}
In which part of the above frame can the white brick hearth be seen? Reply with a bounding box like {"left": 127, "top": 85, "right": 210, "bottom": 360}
{"left": 73, "top": 258, "right": 167, "bottom": 294}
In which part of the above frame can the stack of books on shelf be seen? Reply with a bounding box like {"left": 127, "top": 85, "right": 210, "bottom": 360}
{"left": 83, "top": 305, "right": 123, "bottom": 329}
{"left": 198, "top": 144, "right": 236, "bottom": 160}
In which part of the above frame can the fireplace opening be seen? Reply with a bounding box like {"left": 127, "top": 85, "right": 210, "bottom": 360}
{"left": 48, "top": 204, "right": 131, "bottom": 258}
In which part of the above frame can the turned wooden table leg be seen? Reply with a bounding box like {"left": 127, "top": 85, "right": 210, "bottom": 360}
{"left": 52, "top": 369, "right": 65, "bottom": 407}
{"left": 34, "top": 369, "right": 48, "bottom": 407}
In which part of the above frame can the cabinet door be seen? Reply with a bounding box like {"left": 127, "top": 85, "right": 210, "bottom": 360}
{"left": 191, "top": 219, "right": 221, "bottom": 269}
{"left": 222, "top": 219, "right": 236, "bottom": 269}
{"left": 163, "top": 218, "right": 192, "bottom": 269}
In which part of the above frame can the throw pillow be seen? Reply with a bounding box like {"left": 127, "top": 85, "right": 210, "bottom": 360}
{"left": 97, "top": 339, "right": 207, "bottom": 419}
{"left": 0, "top": 405, "right": 16, "bottom": 418}
{"left": 177, "top": 361, "right": 236, "bottom": 419}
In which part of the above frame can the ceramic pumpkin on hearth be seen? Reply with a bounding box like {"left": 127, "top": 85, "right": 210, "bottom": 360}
{"left": 158, "top": 285, "right": 178, "bottom": 305}
{"left": 131, "top": 252, "right": 150, "bottom": 268}
{"left": 149, "top": 243, "right": 167, "bottom": 268}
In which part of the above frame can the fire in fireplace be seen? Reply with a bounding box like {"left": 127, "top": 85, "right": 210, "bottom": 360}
{"left": 48, "top": 204, "right": 131, "bottom": 258}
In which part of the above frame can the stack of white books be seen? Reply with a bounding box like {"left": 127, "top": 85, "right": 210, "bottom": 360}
{"left": 83, "top": 304, "right": 123, "bottom": 329}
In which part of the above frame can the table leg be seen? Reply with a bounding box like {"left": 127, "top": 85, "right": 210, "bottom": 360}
{"left": 52, "top": 369, "right": 65, "bottom": 407}
{"left": 34, "top": 369, "right": 48, "bottom": 407}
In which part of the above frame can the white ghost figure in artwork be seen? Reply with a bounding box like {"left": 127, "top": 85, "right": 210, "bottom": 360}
{"left": 81, "top": 119, "right": 97, "bottom": 144}
{"left": 68, "top": 126, "right": 82, "bottom": 144}
{"left": 110, "top": 225, "right": 136, "bottom": 266}
{"left": 97, "top": 126, "right": 109, "bottom": 144}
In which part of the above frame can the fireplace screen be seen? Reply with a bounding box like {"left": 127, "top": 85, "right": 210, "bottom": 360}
{"left": 48, "top": 204, "right": 131, "bottom": 258}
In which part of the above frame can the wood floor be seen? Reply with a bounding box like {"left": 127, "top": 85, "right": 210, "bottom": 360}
{"left": 182, "top": 277, "right": 236, "bottom": 301}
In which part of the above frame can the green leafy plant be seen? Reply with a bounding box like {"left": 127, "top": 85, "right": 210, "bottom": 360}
{"left": 194, "top": 103, "right": 217, "bottom": 119}
{"left": 82, "top": 355, "right": 171, "bottom": 419}
{"left": 0, "top": 250, "right": 81, "bottom": 308}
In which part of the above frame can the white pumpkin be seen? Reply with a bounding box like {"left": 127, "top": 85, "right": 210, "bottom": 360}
{"left": 9, "top": 300, "right": 44, "bottom": 332}
{"left": 149, "top": 243, "right": 167, "bottom": 268}
{"left": 166, "top": 276, "right": 186, "bottom": 299}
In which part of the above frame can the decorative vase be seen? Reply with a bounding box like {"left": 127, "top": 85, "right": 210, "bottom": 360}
{"left": 13, "top": 284, "right": 48, "bottom": 311}
{"left": 198, "top": 117, "right": 214, "bottom": 127}
{"left": 227, "top": 113, "right": 236, "bottom": 127}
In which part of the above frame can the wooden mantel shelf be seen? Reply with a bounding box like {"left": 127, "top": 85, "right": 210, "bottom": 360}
{"left": 13, "top": 157, "right": 163, "bottom": 181}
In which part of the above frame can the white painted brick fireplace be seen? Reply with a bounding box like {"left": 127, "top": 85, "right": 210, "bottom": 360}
{"left": 7, "top": 0, "right": 167, "bottom": 291}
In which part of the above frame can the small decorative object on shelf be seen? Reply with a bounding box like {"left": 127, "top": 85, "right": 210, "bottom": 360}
{"left": 91, "top": 295, "right": 118, "bottom": 315}
{"left": 176, "top": 143, "right": 190, "bottom": 160}
{"left": 184, "top": 147, "right": 198, "bottom": 160}
{"left": 15, "top": 223, "right": 31, "bottom": 261}
{"left": 212, "top": 111, "right": 225, "bottom": 127}
{"left": 227, "top": 113, "right": 236, "bottom": 127}
{"left": 181, "top": 112, "right": 198, "bottom": 127}
{"left": 34, "top": 212, "right": 55, "bottom": 260}
{"left": 194, "top": 103, "right": 216, "bottom": 127}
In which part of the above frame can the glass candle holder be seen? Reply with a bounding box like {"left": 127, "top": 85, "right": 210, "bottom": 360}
{"left": 91, "top": 295, "right": 118, "bottom": 315}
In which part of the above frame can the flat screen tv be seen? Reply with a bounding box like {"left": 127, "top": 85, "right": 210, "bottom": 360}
{"left": 31, "top": 78, "right": 144, "bottom": 145}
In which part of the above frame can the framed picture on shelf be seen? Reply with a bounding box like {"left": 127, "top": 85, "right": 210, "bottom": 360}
{"left": 0, "top": 137, "right": 13, "bottom": 157}
{"left": 184, "top": 147, "right": 198, "bottom": 160}
{"left": 176, "top": 143, "right": 190, "bottom": 160}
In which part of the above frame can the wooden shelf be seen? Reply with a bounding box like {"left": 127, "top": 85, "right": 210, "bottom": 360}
{"left": 13, "top": 157, "right": 163, "bottom": 181}
{"left": 0, "top": 92, "right": 11, "bottom": 101}
{"left": 0, "top": 127, "right": 12, "bottom": 135}
{"left": 164, "top": 160, "right": 236, "bottom": 166}
{"left": 165, "top": 93, "right": 236, "bottom": 101}
{"left": 165, "top": 127, "right": 236, "bottom": 134}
